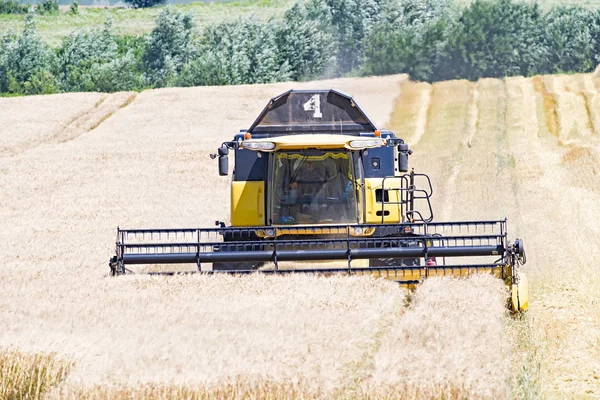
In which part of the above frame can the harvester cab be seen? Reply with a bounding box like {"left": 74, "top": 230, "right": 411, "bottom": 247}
{"left": 109, "top": 90, "right": 529, "bottom": 312}
{"left": 216, "top": 90, "right": 430, "bottom": 228}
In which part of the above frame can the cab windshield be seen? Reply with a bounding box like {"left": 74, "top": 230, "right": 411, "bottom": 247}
{"left": 271, "top": 151, "right": 358, "bottom": 225}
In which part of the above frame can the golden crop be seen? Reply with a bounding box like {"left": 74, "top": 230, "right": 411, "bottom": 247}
{"left": 1, "top": 73, "right": 599, "bottom": 398}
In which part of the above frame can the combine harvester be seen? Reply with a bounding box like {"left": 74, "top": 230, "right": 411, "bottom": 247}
{"left": 109, "top": 90, "right": 528, "bottom": 311}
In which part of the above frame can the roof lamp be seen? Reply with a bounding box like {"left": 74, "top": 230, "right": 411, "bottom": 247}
{"left": 241, "top": 141, "right": 276, "bottom": 151}
{"left": 348, "top": 138, "right": 384, "bottom": 149}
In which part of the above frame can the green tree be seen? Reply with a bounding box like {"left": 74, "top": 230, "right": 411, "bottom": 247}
{"left": 362, "top": 0, "right": 455, "bottom": 81}
{"left": 0, "top": 30, "right": 18, "bottom": 92}
{"left": 69, "top": 0, "right": 79, "bottom": 15}
{"left": 179, "top": 19, "right": 290, "bottom": 87}
{"left": 442, "top": 0, "right": 547, "bottom": 81}
{"left": 0, "top": 0, "right": 30, "bottom": 15}
{"left": 143, "top": 7, "right": 195, "bottom": 87}
{"left": 91, "top": 51, "right": 145, "bottom": 92}
{"left": 306, "top": 0, "right": 392, "bottom": 75}
{"left": 57, "top": 19, "right": 118, "bottom": 92}
{"left": 276, "top": 3, "right": 335, "bottom": 81}
{"left": 363, "top": 19, "right": 451, "bottom": 81}
{"left": 543, "top": 6, "right": 598, "bottom": 73}
{"left": 1, "top": 13, "right": 57, "bottom": 94}
{"left": 36, "top": 0, "right": 58, "bottom": 15}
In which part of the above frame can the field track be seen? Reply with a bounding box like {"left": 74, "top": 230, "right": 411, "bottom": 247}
{"left": 0, "top": 73, "right": 599, "bottom": 398}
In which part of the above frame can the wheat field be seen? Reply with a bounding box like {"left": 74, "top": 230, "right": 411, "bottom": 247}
{"left": 0, "top": 73, "right": 599, "bottom": 398}
{"left": 389, "top": 74, "right": 600, "bottom": 397}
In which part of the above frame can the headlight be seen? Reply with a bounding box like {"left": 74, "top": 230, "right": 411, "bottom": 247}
{"left": 241, "top": 141, "right": 276, "bottom": 151}
{"left": 348, "top": 139, "right": 384, "bottom": 149}
{"left": 266, "top": 228, "right": 276, "bottom": 237}
{"left": 353, "top": 227, "right": 363, "bottom": 235}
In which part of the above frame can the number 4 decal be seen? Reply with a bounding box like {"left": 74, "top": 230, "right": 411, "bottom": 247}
{"left": 303, "top": 94, "right": 323, "bottom": 118}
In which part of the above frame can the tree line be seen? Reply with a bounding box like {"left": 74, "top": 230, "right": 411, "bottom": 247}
{"left": 2, "top": 0, "right": 600, "bottom": 96}
{"left": 0, "top": 0, "right": 58, "bottom": 15}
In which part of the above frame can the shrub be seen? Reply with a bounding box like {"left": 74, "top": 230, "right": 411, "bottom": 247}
{"left": 22, "top": 68, "right": 57, "bottom": 94}
{"left": 143, "top": 7, "right": 195, "bottom": 87}
{"left": 177, "top": 53, "right": 226, "bottom": 87}
{"left": 116, "top": 34, "right": 147, "bottom": 60}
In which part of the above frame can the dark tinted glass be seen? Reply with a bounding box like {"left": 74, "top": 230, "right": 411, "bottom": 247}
{"left": 249, "top": 91, "right": 375, "bottom": 134}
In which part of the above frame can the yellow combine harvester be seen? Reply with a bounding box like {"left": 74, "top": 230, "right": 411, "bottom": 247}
{"left": 109, "top": 90, "right": 528, "bottom": 311}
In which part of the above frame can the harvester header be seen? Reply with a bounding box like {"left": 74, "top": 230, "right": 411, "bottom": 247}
{"left": 109, "top": 89, "right": 529, "bottom": 312}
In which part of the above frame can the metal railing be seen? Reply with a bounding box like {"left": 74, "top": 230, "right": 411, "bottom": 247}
{"left": 379, "top": 171, "right": 434, "bottom": 223}
{"left": 111, "top": 220, "right": 510, "bottom": 276}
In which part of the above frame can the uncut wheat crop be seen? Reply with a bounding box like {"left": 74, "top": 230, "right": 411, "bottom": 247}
{"left": 2, "top": 72, "right": 599, "bottom": 398}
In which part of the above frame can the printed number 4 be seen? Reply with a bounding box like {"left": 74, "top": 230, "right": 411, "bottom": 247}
{"left": 303, "top": 94, "right": 323, "bottom": 118}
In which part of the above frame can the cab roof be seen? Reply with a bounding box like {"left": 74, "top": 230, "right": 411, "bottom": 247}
{"left": 247, "top": 90, "right": 378, "bottom": 136}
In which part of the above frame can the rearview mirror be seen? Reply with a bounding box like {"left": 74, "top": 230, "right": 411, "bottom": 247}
{"left": 398, "top": 143, "right": 410, "bottom": 172}
{"left": 219, "top": 154, "right": 228, "bottom": 176}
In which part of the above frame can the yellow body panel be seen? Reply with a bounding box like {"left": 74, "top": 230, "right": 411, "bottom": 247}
{"left": 246, "top": 134, "right": 385, "bottom": 150}
{"left": 364, "top": 178, "right": 402, "bottom": 223}
{"left": 256, "top": 226, "right": 375, "bottom": 238}
{"left": 511, "top": 272, "right": 529, "bottom": 312}
{"left": 258, "top": 264, "right": 509, "bottom": 285}
{"left": 231, "top": 181, "right": 265, "bottom": 226}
